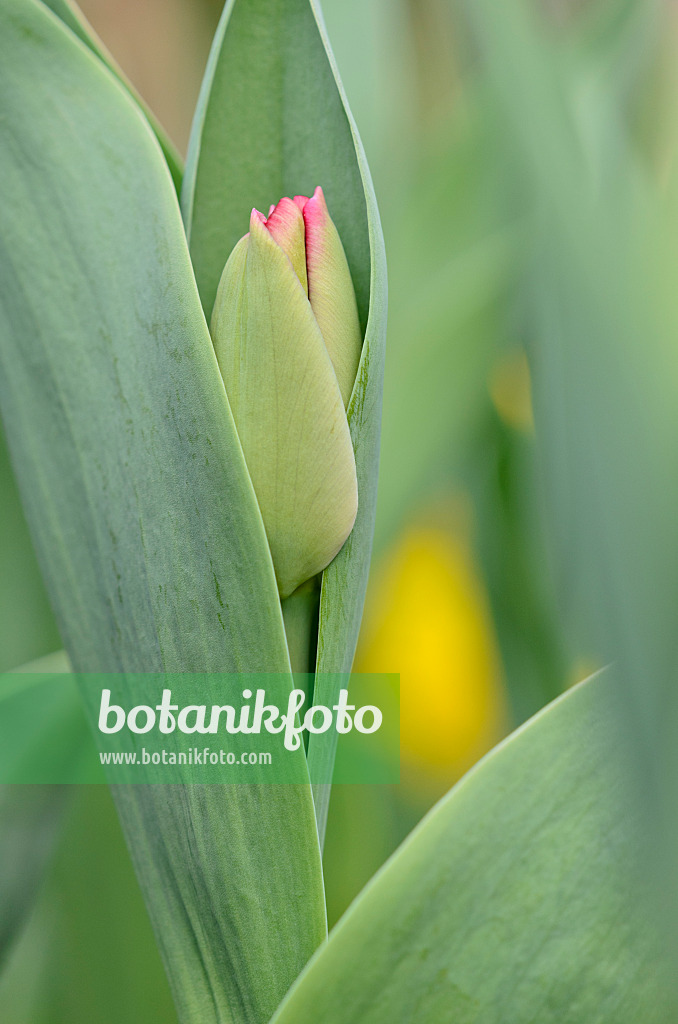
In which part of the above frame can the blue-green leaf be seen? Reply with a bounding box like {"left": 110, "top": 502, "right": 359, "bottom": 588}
{"left": 0, "top": 3, "right": 325, "bottom": 1022}
{"left": 271, "top": 671, "right": 673, "bottom": 1023}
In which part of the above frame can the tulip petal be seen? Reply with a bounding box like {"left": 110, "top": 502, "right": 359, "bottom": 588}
{"left": 212, "top": 210, "right": 358, "bottom": 598}
{"left": 264, "top": 197, "right": 308, "bottom": 294}
{"left": 209, "top": 232, "right": 249, "bottom": 424}
{"left": 303, "top": 186, "right": 363, "bottom": 407}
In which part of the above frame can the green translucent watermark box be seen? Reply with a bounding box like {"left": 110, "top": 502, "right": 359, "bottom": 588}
{"left": 0, "top": 671, "right": 399, "bottom": 785}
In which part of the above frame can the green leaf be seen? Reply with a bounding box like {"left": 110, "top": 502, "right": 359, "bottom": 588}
{"left": 0, "top": 4, "right": 325, "bottom": 1023}
{"left": 182, "top": 0, "right": 387, "bottom": 841}
{"left": 0, "top": 652, "right": 72, "bottom": 966}
{"left": 271, "top": 670, "right": 673, "bottom": 1023}
{"left": 0, "top": 787, "right": 68, "bottom": 969}
{"left": 183, "top": 0, "right": 371, "bottom": 328}
{"left": 0, "top": 426, "right": 61, "bottom": 671}
{"left": 39, "top": 0, "right": 184, "bottom": 192}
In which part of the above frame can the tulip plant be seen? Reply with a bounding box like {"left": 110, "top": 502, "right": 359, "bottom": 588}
{"left": 0, "top": 0, "right": 671, "bottom": 1022}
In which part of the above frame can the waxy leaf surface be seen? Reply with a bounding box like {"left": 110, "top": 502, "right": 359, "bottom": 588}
{"left": 0, "top": 4, "right": 325, "bottom": 1023}
{"left": 272, "top": 671, "right": 672, "bottom": 1023}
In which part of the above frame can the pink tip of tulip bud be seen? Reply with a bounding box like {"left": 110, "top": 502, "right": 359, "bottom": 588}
{"left": 265, "top": 197, "right": 305, "bottom": 247}
{"left": 238, "top": 188, "right": 362, "bottom": 408}
{"left": 300, "top": 185, "right": 327, "bottom": 236}
{"left": 259, "top": 197, "right": 309, "bottom": 293}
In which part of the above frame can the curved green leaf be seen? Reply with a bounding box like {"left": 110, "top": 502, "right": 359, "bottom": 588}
{"left": 0, "top": 4, "right": 325, "bottom": 1023}
{"left": 271, "top": 670, "right": 673, "bottom": 1023}
{"left": 307, "top": 3, "right": 386, "bottom": 842}
{"left": 182, "top": 0, "right": 387, "bottom": 841}
{"left": 40, "top": 0, "right": 184, "bottom": 191}
{"left": 0, "top": 652, "right": 72, "bottom": 966}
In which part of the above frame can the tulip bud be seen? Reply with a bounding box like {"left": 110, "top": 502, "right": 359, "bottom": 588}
{"left": 210, "top": 190, "right": 362, "bottom": 599}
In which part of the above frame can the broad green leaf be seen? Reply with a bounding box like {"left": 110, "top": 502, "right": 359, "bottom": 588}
{"left": 39, "top": 0, "right": 183, "bottom": 192}
{"left": 182, "top": 0, "right": 387, "bottom": 841}
{"left": 0, "top": 652, "right": 72, "bottom": 966}
{"left": 0, "top": 4, "right": 325, "bottom": 1023}
{"left": 271, "top": 670, "right": 673, "bottom": 1023}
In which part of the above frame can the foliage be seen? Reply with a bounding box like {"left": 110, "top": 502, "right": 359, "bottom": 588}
{"left": 0, "top": 0, "right": 675, "bottom": 1021}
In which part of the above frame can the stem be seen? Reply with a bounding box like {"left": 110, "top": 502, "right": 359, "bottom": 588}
{"left": 281, "top": 578, "right": 321, "bottom": 704}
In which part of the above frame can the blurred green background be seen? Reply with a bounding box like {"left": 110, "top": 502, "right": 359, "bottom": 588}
{"left": 2, "top": 0, "right": 676, "bottom": 1018}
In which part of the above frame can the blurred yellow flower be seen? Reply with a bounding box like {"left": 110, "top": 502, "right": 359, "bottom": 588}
{"left": 357, "top": 523, "right": 507, "bottom": 784}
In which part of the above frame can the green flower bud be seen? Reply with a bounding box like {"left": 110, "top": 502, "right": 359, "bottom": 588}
{"left": 211, "top": 189, "right": 362, "bottom": 599}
